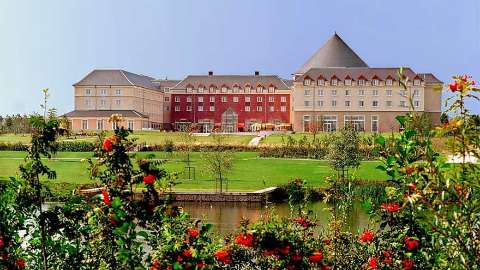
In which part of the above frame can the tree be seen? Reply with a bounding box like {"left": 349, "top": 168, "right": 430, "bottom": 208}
{"left": 202, "top": 134, "right": 233, "bottom": 193}
{"left": 326, "top": 125, "right": 362, "bottom": 179}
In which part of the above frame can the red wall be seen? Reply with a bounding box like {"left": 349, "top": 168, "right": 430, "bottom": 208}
{"left": 170, "top": 93, "right": 290, "bottom": 125}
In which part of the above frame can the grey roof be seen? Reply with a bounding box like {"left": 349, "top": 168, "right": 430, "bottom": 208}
{"left": 282, "top": 79, "right": 294, "bottom": 87}
{"left": 63, "top": 110, "right": 148, "bottom": 118}
{"left": 172, "top": 75, "right": 291, "bottom": 90}
{"left": 74, "top": 69, "right": 159, "bottom": 90}
{"left": 298, "top": 67, "right": 421, "bottom": 82}
{"left": 296, "top": 33, "right": 368, "bottom": 74}
{"left": 152, "top": 79, "right": 182, "bottom": 88}
{"left": 417, "top": 73, "right": 443, "bottom": 84}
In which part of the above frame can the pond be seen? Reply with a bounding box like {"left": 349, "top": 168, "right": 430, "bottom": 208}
{"left": 176, "top": 201, "right": 371, "bottom": 234}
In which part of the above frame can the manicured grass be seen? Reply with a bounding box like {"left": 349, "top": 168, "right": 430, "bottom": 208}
{"left": 0, "top": 151, "right": 387, "bottom": 191}
{"left": 259, "top": 132, "right": 399, "bottom": 145}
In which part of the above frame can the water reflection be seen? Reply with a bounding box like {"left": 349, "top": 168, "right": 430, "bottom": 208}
{"left": 176, "top": 201, "right": 371, "bottom": 235}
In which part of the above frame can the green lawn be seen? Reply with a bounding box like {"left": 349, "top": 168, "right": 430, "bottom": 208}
{"left": 0, "top": 151, "right": 387, "bottom": 192}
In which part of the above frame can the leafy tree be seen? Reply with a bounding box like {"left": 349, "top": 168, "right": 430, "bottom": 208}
{"left": 327, "top": 126, "right": 362, "bottom": 179}
{"left": 202, "top": 134, "right": 233, "bottom": 193}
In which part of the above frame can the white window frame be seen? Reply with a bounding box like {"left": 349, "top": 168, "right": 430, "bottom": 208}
{"left": 331, "top": 79, "right": 338, "bottom": 86}
{"left": 81, "top": 120, "right": 88, "bottom": 130}
{"left": 245, "top": 106, "right": 251, "bottom": 112}
{"left": 209, "top": 96, "right": 215, "bottom": 102}
{"left": 175, "top": 96, "right": 180, "bottom": 102}
{"left": 256, "top": 96, "right": 263, "bottom": 102}
{"left": 233, "top": 96, "right": 239, "bottom": 103}
{"left": 209, "top": 106, "right": 215, "bottom": 112}
{"left": 245, "top": 96, "right": 251, "bottom": 102}
{"left": 115, "top": 89, "right": 121, "bottom": 95}
{"left": 331, "top": 100, "right": 337, "bottom": 107}
{"left": 175, "top": 105, "right": 180, "bottom": 112}
{"left": 256, "top": 106, "right": 263, "bottom": 111}
{"left": 304, "top": 79, "right": 311, "bottom": 86}
{"left": 127, "top": 120, "right": 134, "bottom": 130}
{"left": 96, "top": 119, "right": 103, "bottom": 130}
{"left": 371, "top": 115, "right": 379, "bottom": 133}
{"left": 317, "top": 89, "right": 324, "bottom": 96}
{"left": 372, "top": 100, "right": 379, "bottom": 107}
{"left": 198, "top": 106, "right": 204, "bottom": 111}
{"left": 198, "top": 96, "right": 204, "bottom": 102}
{"left": 280, "top": 96, "right": 286, "bottom": 102}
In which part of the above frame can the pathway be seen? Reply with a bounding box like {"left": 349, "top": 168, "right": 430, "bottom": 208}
{"left": 248, "top": 131, "right": 273, "bottom": 146}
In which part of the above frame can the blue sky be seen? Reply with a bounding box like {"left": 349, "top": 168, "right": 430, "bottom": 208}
{"left": 0, "top": 0, "right": 478, "bottom": 115}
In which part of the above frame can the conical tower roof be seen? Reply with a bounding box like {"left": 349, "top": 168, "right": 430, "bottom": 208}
{"left": 296, "top": 33, "right": 368, "bottom": 74}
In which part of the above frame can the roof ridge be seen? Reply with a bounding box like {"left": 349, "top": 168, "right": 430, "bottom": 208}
{"left": 119, "top": 70, "right": 135, "bottom": 86}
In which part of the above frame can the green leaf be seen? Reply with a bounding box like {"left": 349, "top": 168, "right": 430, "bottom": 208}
{"left": 111, "top": 197, "right": 122, "bottom": 209}
{"left": 375, "top": 136, "right": 385, "bottom": 146}
{"left": 396, "top": 115, "right": 406, "bottom": 127}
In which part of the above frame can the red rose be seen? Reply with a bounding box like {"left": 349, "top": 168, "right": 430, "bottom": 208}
{"left": 404, "top": 237, "right": 419, "bottom": 251}
{"left": 143, "top": 174, "right": 156, "bottom": 185}
{"left": 359, "top": 230, "right": 374, "bottom": 243}
{"left": 308, "top": 251, "right": 323, "bottom": 263}
{"left": 15, "top": 258, "right": 26, "bottom": 269}
{"left": 381, "top": 203, "right": 401, "bottom": 213}
{"left": 214, "top": 250, "right": 231, "bottom": 264}
{"left": 263, "top": 249, "right": 275, "bottom": 256}
{"left": 187, "top": 228, "right": 199, "bottom": 238}
{"left": 368, "top": 256, "right": 378, "bottom": 269}
{"left": 403, "top": 259, "right": 414, "bottom": 270}
{"left": 101, "top": 191, "right": 111, "bottom": 206}
{"left": 291, "top": 253, "right": 302, "bottom": 261}
{"left": 102, "top": 138, "right": 114, "bottom": 152}
{"left": 150, "top": 260, "right": 160, "bottom": 270}
{"left": 235, "top": 233, "right": 254, "bottom": 247}
{"left": 449, "top": 82, "right": 458, "bottom": 92}
{"left": 196, "top": 261, "right": 206, "bottom": 269}
{"left": 279, "top": 245, "right": 290, "bottom": 255}
{"left": 182, "top": 248, "right": 192, "bottom": 258}
{"left": 0, "top": 237, "right": 4, "bottom": 249}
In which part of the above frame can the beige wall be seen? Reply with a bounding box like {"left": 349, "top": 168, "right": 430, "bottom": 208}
{"left": 70, "top": 117, "right": 146, "bottom": 131}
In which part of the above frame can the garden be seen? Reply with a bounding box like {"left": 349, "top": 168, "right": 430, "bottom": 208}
{"left": 0, "top": 74, "right": 479, "bottom": 269}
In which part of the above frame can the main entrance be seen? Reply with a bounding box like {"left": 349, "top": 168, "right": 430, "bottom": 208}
{"left": 221, "top": 108, "right": 238, "bottom": 133}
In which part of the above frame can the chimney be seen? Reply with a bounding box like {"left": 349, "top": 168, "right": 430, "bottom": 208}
{"left": 254, "top": 71, "right": 260, "bottom": 76}
{"left": 208, "top": 71, "right": 213, "bottom": 76}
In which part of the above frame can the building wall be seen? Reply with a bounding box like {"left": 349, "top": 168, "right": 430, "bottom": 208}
{"left": 70, "top": 117, "right": 145, "bottom": 131}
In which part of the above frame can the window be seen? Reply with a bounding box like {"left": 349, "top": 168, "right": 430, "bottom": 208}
{"left": 256, "top": 86, "right": 263, "bottom": 93}
{"left": 344, "top": 115, "right": 365, "bottom": 131}
{"left": 371, "top": 116, "right": 379, "bottom": 133}
{"left": 100, "top": 99, "right": 106, "bottom": 107}
{"left": 165, "top": 105, "right": 170, "bottom": 111}
{"left": 96, "top": 120, "right": 103, "bottom": 130}
{"left": 186, "top": 96, "right": 192, "bottom": 102}
{"left": 198, "top": 106, "right": 203, "bottom": 111}
{"left": 81, "top": 120, "right": 88, "bottom": 130}
{"left": 345, "top": 100, "right": 351, "bottom": 107}
{"left": 317, "top": 89, "right": 324, "bottom": 96}
{"left": 100, "top": 89, "right": 107, "bottom": 95}
{"left": 221, "top": 96, "right": 227, "bottom": 102}
{"left": 128, "top": 120, "right": 134, "bottom": 130}
{"left": 304, "top": 89, "right": 311, "bottom": 96}
{"left": 268, "top": 86, "right": 274, "bottom": 93}
{"left": 280, "top": 106, "right": 286, "bottom": 112}
{"left": 304, "top": 79, "right": 311, "bottom": 86}
{"left": 414, "top": 89, "right": 420, "bottom": 97}
{"left": 400, "top": 100, "right": 406, "bottom": 108}
{"left": 373, "top": 79, "right": 379, "bottom": 86}
{"left": 112, "top": 122, "right": 118, "bottom": 130}
{"left": 331, "top": 89, "right": 337, "bottom": 96}
{"left": 198, "top": 87, "right": 204, "bottom": 93}
{"left": 317, "top": 100, "right": 324, "bottom": 107}
{"left": 345, "top": 89, "right": 351, "bottom": 96}
{"left": 245, "top": 86, "right": 251, "bottom": 93}
{"left": 198, "top": 96, "right": 204, "bottom": 102}
{"left": 268, "top": 96, "right": 275, "bottom": 102}
{"left": 115, "top": 89, "right": 121, "bottom": 95}
{"left": 209, "top": 96, "right": 215, "bottom": 102}
{"left": 304, "top": 101, "right": 311, "bottom": 107}
{"left": 245, "top": 106, "right": 251, "bottom": 112}
{"left": 386, "top": 79, "right": 393, "bottom": 86}
{"left": 221, "top": 87, "right": 227, "bottom": 93}
{"left": 175, "top": 96, "right": 180, "bottom": 102}
{"left": 359, "top": 100, "right": 364, "bottom": 107}
{"left": 256, "top": 106, "right": 263, "bottom": 111}
{"left": 331, "top": 79, "right": 338, "bottom": 86}
{"left": 358, "top": 79, "right": 365, "bottom": 86}
{"left": 85, "top": 89, "right": 91, "bottom": 95}
{"left": 413, "top": 79, "right": 421, "bottom": 86}
{"left": 414, "top": 100, "right": 420, "bottom": 107}
{"left": 345, "top": 79, "right": 352, "bottom": 86}
{"left": 386, "top": 101, "right": 392, "bottom": 107}
{"left": 187, "top": 87, "right": 193, "bottom": 93}
{"left": 164, "top": 96, "right": 170, "bottom": 102}
{"left": 175, "top": 105, "right": 180, "bottom": 111}
{"left": 257, "top": 96, "right": 263, "bottom": 102}
{"left": 209, "top": 106, "right": 215, "bottom": 112}
{"left": 245, "top": 96, "right": 251, "bottom": 102}
{"left": 372, "top": 90, "right": 379, "bottom": 96}
{"left": 331, "top": 100, "right": 337, "bottom": 107}
{"left": 322, "top": 115, "right": 337, "bottom": 131}
{"left": 401, "top": 90, "right": 407, "bottom": 97}
{"left": 209, "top": 86, "right": 215, "bottom": 93}
{"left": 233, "top": 96, "right": 239, "bottom": 103}
{"left": 386, "top": 90, "right": 392, "bottom": 96}
{"left": 84, "top": 99, "right": 91, "bottom": 106}
{"left": 233, "top": 86, "right": 239, "bottom": 93}
{"left": 281, "top": 96, "right": 287, "bottom": 102}
{"left": 186, "top": 105, "right": 192, "bottom": 111}
{"left": 372, "top": 100, "right": 379, "bottom": 107}
{"left": 164, "top": 87, "right": 170, "bottom": 93}
{"left": 115, "top": 99, "right": 121, "bottom": 105}
{"left": 269, "top": 106, "right": 274, "bottom": 112}
{"left": 317, "top": 79, "right": 325, "bottom": 86}
{"left": 303, "top": 115, "right": 311, "bottom": 132}
{"left": 358, "top": 89, "right": 365, "bottom": 96}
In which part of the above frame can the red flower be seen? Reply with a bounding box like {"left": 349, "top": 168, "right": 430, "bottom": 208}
{"left": 2, "top": 252, "right": 8, "bottom": 260}
{"left": 403, "top": 259, "right": 414, "bottom": 270}
{"left": 291, "top": 253, "right": 302, "bottom": 261}
{"left": 0, "top": 237, "right": 4, "bottom": 249}
{"left": 321, "top": 265, "right": 331, "bottom": 270}
{"left": 279, "top": 245, "right": 290, "bottom": 255}
{"left": 308, "top": 251, "right": 323, "bottom": 263}
{"left": 187, "top": 228, "right": 199, "bottom": 238}
{"left": 359, "top": 230, "right": 374, "bottom": 243}
{"left": 323, "top": 239, "right": 331, "bottom": 246}
{"left": 182, "top": 248, "right": 192, "bottom": 258}
{"left": 408, "top": 183, "right": 417, "bottom": 191}
{"left": 196, "top": 261, "right": 206, "bottom": 269}
{"left": 381, "top": 203, "right": 401, "bottom": 213}
{"left": 449, "top": 81, "right": 458, "bottom": 92}
{"left": 404, "top": 237, "right": 420, "bottom": 251}
{"left": 368, "top": 256, "right": 378, "bottom": 269}
{"left": 405, "top": 167, "right": 415, "bottom": 175}
{"left": 263, "top": 249, "right": 275, "bottom": 256}
{"left": 235, "top": 233, "right": 254, "bottom": 247}
{"left": 143, "top": 174, "right": 156, "bottom": 185}
{"left": 15, "top": 258, "right": 26, "bottom": 269}
{"left": 214, "top": 250, "right": 231, "bottom": 264}
{"left": 293, "top": 217, "right": 313, "bottom": 228}
{"left": 150, "top": 260, "right": 160, "bottom": 270}
{"left": 108, "top": 213, "right": 117, "bottom": 225}
{"left": 101, "top": 191, "right": 111, "bottom": 206}
{"left": 102, "top": 138, "right": 114, "bottom": 152}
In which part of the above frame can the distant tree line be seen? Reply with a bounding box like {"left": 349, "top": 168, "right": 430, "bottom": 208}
{"left": 0, "top": 114, "right": 33, "bottom": 134}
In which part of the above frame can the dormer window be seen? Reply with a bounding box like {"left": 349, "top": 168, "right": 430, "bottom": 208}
{"left": 186, "top": 86, "right": 193, "bottom": 93}
{"left": 268, "top": 86, "right": 275, "bottom": 93}
{"left": 198, "top": 87, "right": 204, "bottom": 93}
{"left": 344, "top": 79, "right": 352, "bottom": 86}
{"left": 386, "top": 79, "right": 393, "bottom": 86}
{"left": 373, "top": 79, "right": 379, "bottom": 86}
{"left": 331, "top": 79, "right": 338, "bottom": 86}
{"left": 317, "top": 79, "right": 325, "bottom": 86}
{"left": 209, "top": 86, "right": 215, "bottom": 93}
{"left": 245, "top": 86, "right": 251, "bottom": 93}
{"left": 233, "top": 86, "right": 239, "bottom": 93}
{"left": 256, "top": 86, "right": 263, "bottom": 93}
{"left": 304, "top": 79, "right": 311, "bottom": 86}
{"left": 221, "top": 86, "right": 228, "bottom": 93}
{"left": 358, "top": 79, "right": 365, "bottom": 86}
{"left": 413, "top": 79, "right": 421, "bottom": 86}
